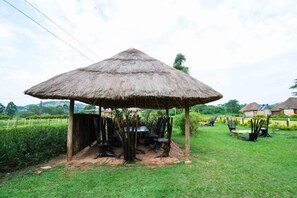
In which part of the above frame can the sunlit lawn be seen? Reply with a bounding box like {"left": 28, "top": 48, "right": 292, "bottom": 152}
{"left": 1, "top": 123, "right": 297, "bottom": 197}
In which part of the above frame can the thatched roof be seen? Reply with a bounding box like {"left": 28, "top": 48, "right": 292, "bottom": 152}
{"left": 240, "top": 102, "right": 259, "bottom": 112}
{"left": 271, "top": 97, "right": 297, "bottom": 111}
{"left": 25, "top": 48, "right": 222, "bottom": 108}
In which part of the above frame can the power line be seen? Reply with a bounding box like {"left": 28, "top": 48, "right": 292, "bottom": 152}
{"left": 23, "top": 0, "right": 100, "bottom": 59}
{"left": 2, "top": 0, "right": 94, "bottom": 62}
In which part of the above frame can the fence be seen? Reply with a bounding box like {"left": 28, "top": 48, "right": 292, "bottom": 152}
{"left": 0, "top": 118, "right": 68, "bottom": 129}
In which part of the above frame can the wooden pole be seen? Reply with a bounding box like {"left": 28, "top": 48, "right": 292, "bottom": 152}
{"left": 67, "top": 99, "right": 74, "bottom": 161}
{"left": 185, "top": 102, "right": 190, "bottom": 157}
{"left": 98, "top": 105, "right": 101, "bottom": 145}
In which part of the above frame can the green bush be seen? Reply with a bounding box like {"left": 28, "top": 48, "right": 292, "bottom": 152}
{"left": 174, "top": 112, "right": 201, "bottom": 135}
{"left": 255, "top": 114, "right": 265, "bottom": 118}
{"left": 141, "top": 110, "right": 159, "bottom": 132}
{"left": 0, "top": 114, "right": 10, "bottom": 120}
{"left": 290, "top": 114, "right": 297, "bottom": 118}
{"left": 26, "top": 114, "right": 68, "bottom": 119}
{"left": 0, "top": 126, "right": 67, "bottom": 172}
{"left": 277, "top": 124, "right": 297, "bottom": 131}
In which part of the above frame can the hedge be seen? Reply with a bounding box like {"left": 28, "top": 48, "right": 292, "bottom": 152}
{"left": 0, "top": 126, "right": 67, "bottom": 172}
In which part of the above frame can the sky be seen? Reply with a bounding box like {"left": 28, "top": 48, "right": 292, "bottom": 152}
{"left": 0, "top": 0, "right": 297, "bottom": 107}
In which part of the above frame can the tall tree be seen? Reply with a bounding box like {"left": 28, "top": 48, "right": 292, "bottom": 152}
{"left": 5, "top": 101, "right": 17, "bottom": 117}
{"left": 290, "top": 79, "right": 297, "bottom": 96}
{"left": 173, "top": 53, "right": 189, "bottom": 74}
{"left": 0, "top": 103, "right": 5, "bottom": 114}
{"left": 224, "top": 99, "right": 241, "bottom": 114}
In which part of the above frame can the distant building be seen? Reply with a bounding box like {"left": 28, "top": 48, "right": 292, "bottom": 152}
{"left": 240, "top": 102, "right": 270, "bottom": 117}
{"left": 271, "top": 97, "right": 297, "bottom": 116}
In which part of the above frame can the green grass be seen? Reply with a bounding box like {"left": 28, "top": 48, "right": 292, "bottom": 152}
{"left": 1, "top": 123, "right": 297, "bottom": 197}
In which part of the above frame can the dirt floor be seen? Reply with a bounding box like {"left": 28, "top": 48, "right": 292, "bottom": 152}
{"left": 46, "top": 141, "right": 186, "bottom": 169}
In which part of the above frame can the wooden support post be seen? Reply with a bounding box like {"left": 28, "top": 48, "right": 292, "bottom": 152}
{"left": 98, "top": 105, "right": 101, "bottom": 145}
{"left": 67, "top": 99, "right": 74, "bottom": 161}
{"left": 286, "top": 118, "right": 290, "bottom": 127}
{"left": 185, "top": 102, "right": 190, "bottom": 157}
{"left": 165, "top": 99, "right": 169, "bottom": 117}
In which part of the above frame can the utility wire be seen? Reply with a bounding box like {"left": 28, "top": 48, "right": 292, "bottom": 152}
{"left": 23, "top": 0, "right": 100, "bottom": 59}
{"left": 2, "top": 0, "right": 94, "bottom": 62}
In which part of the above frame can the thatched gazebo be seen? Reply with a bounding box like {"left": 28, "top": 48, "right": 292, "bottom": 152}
{"left": 25, "top": 48, "right": 222, "bottom": 161}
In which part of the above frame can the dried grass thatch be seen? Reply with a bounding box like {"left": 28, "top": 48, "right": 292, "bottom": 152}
{"left": 25, "top": 48, "right": 222, "bottom": 108}
{"left": 271, "top": 97, "right": 297, "bottom": 112}
{"left": 240, "top": 102, "right": 259, "bottom": 112}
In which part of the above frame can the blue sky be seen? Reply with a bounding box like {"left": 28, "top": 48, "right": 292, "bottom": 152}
{"left": 0, "top": 0, "right": 296, "bottom": 106}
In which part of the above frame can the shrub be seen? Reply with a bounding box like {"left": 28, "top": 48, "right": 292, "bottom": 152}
{"left": 0, "top": 114, "right": 10, "bottom": 120}
{"left": 0, "top": 126, "right": 67, "bottom": 172}
{"left": 290, "top": 114, "right": 297, "bottom": 118}
{"left": 26, "top": 114, "right": 68, "bottom": 119}
{"left": 141, "top": 110, "right": 159, "bottom": 132}
{"left": 255, "top": 114, "right": 265, "bottom": 118}
{"left": 174, "top": 112, "right": 201, "bottom": 135}
{"left": 277, "top": 124, "right": 297, "bottom": 131}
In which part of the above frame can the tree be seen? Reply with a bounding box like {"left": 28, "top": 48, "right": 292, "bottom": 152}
{"left": 223, "top": 99, "right": 241, "bottom": 114}
{"left": 5, "top": 101, "right": 17, "bottom": 117}
{"left": 173, "top": 53, "right": 189, "bottom": 74}
{"left": 0, "top": 103, "right": 5, "bottom": 114}
{"left": 290, "top": 79, "right": 297, "bottom": 96}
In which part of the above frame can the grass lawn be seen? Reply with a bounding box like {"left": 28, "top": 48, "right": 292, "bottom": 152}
{"left": 1, "top": 123, "right": 297, "bottom": 197}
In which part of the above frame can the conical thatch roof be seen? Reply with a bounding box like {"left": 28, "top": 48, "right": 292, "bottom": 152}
{"left": 25, "top": 48, "right": 222, "bottom": 108}
{"left": 271, "top": 97, "right": 297, "bottom": 111}
{"left": 240, "top": 102, "right": 259, "bottom": 112}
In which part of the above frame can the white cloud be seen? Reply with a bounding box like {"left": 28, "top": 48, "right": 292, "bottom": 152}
{"left": 0, "top": 0, "right": 297, "bottom": 106}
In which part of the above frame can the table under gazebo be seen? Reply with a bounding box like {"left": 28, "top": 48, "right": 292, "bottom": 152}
{"left": 25, "top": 48, "right": 222, "bottom": 162}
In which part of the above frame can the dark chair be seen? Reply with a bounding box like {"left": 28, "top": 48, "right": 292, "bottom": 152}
{"left": 148, "top": 117, "right": 163, "bottom": 147}
{"left": 260, "top": 115, "right": 271, "bottom": 137}
{"left": 205, "top": 116, "right": 217, "bottom": 126}
{"left": 247, "top": 118, "right": 264, "bottom": 142}
{"left": 115, "top": 115, "right": 139, "bottom": 162}
{"left": 227, "top": 117, "right": 236, "bottom": 135}
{"left": 94, "top": 117, "right": 116, "bottom": 158}
{"left": 154, "top": 117, "right": 173, "bottom": 158}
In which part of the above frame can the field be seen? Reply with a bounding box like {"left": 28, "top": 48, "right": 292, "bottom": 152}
{"left": 1, "top": 123, "right": 297, "bottom": 197}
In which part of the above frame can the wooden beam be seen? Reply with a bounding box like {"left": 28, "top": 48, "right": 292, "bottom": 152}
{"left": 67, "top": 99, "right": 74, "bottom": 161}
{"left": 185, "top": 102, "right": 190, "bottom": 157}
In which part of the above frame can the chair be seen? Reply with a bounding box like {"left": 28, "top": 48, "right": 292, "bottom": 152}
{"left": 205, "top": 116, "right": 217, "bottom": 126}
{"left": 148, "top": 117, "right": 163, "bottom": 147}
{"left": 227, "top": 117, "right": 236, "bottom": 135}
{"left": 94, "top": 117, "right": 116, "bottom": 158}
{"left": 247, "top": 118, "right": 264, "bottom": 142}
{"left": 260, "top": 115, "right": 271, "bottom": 137}
{"left": 115, "top": 114, "right": 138, "bottom": 162}
{"left": 155, "top": 117, "right": 173, "bottom": 158}
{"left": 151, "top": 117, "right": 166, "bottom": 151}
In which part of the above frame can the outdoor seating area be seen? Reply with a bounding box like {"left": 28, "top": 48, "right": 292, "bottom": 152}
{"left": 48, "top": 138, "right": 184, "bottom": 167}
{"left": 228, "top": 117, "right": 267, "bottom": 141}
{"left": 72, "top": 111, "right": 178, "bottom": 164}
